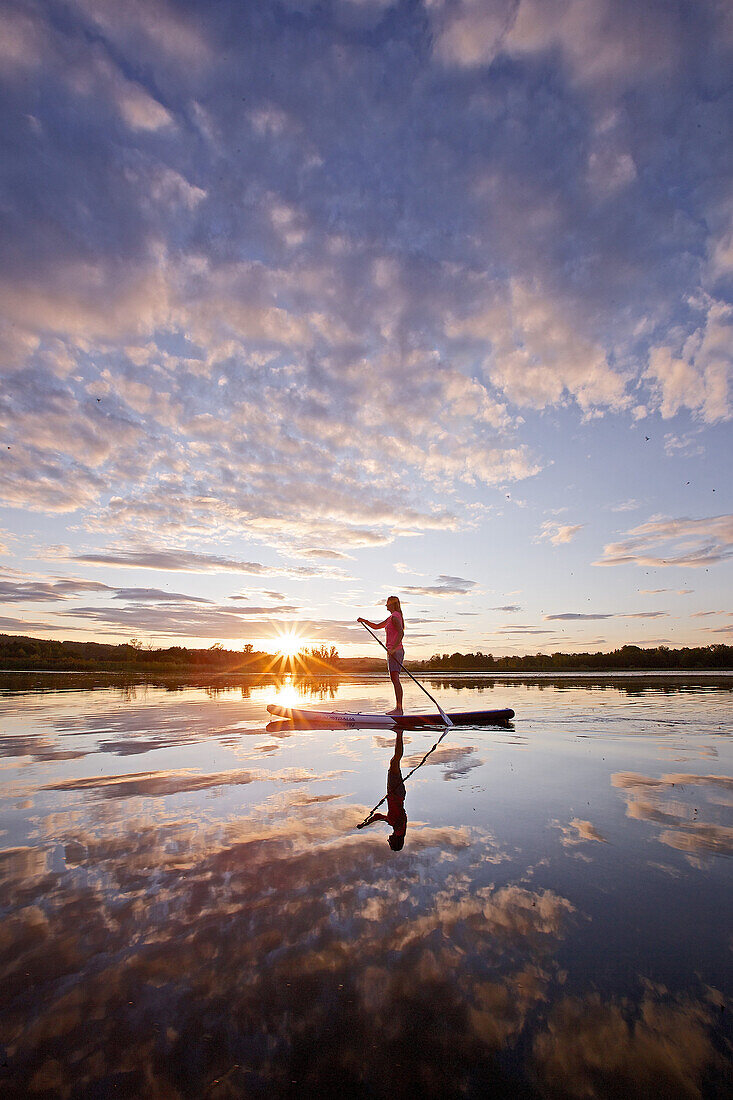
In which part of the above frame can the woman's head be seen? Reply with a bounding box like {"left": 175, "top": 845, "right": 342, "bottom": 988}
{"left": 386, "top": 595, "right": 402, "bottom": 614}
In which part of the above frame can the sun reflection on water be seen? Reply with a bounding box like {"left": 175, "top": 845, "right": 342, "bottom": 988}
{"left": 267, "top": 676, "right": 303, "bottom": 708}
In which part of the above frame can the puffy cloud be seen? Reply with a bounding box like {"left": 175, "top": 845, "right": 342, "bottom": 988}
{"left": 596, "top": 514, "right": 733, "bottom": 569}
{"left": 646, "top": 303, "right": 733, "bottom": 423}
{"left": 446, "top": 281, "right": 630, "bottom": 415}
{"left": 433, "top": 0, "right": 518, "bottom": 69}
{"left": 432, "top": 0, "right": 683, "bottom": 89}
{"left": 0, "top": 0, "right": 731, "bottom": 635}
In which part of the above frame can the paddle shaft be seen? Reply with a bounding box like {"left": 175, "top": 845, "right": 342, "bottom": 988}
{"left": 359, "top": 620, "right": 452, "bottom": 726}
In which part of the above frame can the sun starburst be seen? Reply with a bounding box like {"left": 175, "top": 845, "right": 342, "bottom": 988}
{"left": 274, "top": 628, "right": 305, "bottom": 658}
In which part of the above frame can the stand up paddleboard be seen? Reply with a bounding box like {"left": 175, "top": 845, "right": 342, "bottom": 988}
{"left": 266, "top": 705, "right": 514, "bottom": 729}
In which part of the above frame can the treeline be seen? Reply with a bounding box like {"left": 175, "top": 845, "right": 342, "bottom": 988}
{"left": 412, "top": 644, "right": 733, "bottom": 672}
{"left": 0, "top": 635, "right": 340, "bottom": 673}
{"left": 2, "top": 634, "right": 732, "bottom": 674}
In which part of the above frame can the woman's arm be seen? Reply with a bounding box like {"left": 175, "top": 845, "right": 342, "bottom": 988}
{"left": 358, "top": 616, "right": 391, "bottom": 629}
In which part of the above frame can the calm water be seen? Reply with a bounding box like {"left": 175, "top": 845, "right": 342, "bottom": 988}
{"left": 0, "top": 672, "right": 731, "bottom": 1098}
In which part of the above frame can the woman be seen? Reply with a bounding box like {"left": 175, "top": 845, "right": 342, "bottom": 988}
{"left": 358, "top": 595, "right": 405, "bottom": 714}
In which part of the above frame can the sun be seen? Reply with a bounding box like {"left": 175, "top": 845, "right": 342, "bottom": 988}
{"left": 274, "top": 629, "right": 304, "bottom": 658}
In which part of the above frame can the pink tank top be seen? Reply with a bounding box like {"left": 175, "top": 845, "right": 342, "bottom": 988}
{"left": 385, "top": 611, "right": 403, "bottom": 650}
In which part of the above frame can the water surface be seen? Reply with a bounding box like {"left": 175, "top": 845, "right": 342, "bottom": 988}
{"left": 1, "top": 673, "right": 731, "bottom": 1098}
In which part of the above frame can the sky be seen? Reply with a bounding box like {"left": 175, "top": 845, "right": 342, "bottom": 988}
{"left": 0, "top": 0, "right": 732, "bottom": 659}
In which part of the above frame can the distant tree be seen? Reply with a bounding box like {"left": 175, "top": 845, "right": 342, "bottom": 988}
{"left": 303, "top": 645, "right": 339, "bottom": 663}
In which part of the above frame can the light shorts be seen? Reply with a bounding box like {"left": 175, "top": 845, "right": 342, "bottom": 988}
{"left": 388, "top": 647, "right": 405, "bottom": 673}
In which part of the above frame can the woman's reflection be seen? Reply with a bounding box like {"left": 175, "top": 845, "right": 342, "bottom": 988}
{"left": 358, "top": 728, "right": 408, "bottom": 850}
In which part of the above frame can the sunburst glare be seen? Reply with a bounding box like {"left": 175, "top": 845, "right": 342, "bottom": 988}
{"left": 273, "top": 628, "right": 305, "bottom": 658}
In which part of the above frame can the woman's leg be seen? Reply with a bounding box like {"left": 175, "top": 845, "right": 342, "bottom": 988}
{"left": 389, "top": 670, "right": 403, "bottom": 712}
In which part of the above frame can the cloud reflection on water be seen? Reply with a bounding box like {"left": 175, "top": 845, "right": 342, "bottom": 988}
{"left": 613, "top": 772, "right": 733, "bottom": 858}
{"left": 0, "top": 676, "right": 731, "bottom": 1096}
{"left": 1, "top": 793, "right": 728, "bottom": 1098}
{"left": 42, "top": 766, "right": 343, "bottom": 800}
{"left": 533, "top": 990, "right": 727, "bottom": 1100}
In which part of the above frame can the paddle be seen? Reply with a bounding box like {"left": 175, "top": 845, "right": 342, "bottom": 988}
{"left": 358, "top": 620, "right": 453, "bottom": 727}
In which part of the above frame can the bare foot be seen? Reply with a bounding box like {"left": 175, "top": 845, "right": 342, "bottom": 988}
{"left": 386, "top": 707, "right": 403, "bottom": 715}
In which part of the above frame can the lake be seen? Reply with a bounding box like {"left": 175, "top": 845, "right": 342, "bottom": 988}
{"left": 0, "top": 672, "right": 731, "bottom": 1098}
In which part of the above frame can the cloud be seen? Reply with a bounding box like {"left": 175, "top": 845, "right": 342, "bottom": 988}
{"left": 544, "top": 613, "right": 614, "bottom": 621}
{"left": 431, "top": 0, "right": 683, "bottom": 89}
{"left": 290, "top": 547, "right": 353, "bottom": 560}
{"left": 544, "top": 611, "right": 668, "bottom": 621}
{"left": 491, "top": 604, "right": 521, "bottom": 613}
{"left": 496, "top": 626, "right": 555, "bottom": 635}
{"left": 401, "top": 575, "right": 478, "bottom": 597}
{"left": 640, "top": 588, "right": 693, "bottom": 595}
{"left": 111, "top": 587, "right": 213, "bottom": 603}
{"left": 67, "top": 547, "right": 343, "bottom": 578}
{"left": 622, "top": 611, "right": 669, "bottom": 619}
{"left": 0, "top": 578, "right": 112, "bottom": 603}
{"left": 448, "top": 281, "right": 631, "bottom": 415}
{"left": 646, "top": 302, "right": 733, "bottom": 423}
{"left": 596, "top": 514, "right": 733, "bottom": 568}
{"left": 61, "top": 602, "right": 362, "bottom": 643}
{"left": 393, "top": 563, "right": 427, "bottom": 576}
{"left": 537, "top": 521, "right": 584, "bottom": 546}
{"left": 663, "top": 431, "right": 705, "bottom": 458}
{"left": 0, "top": 0, "right": 731, "bottom": 639}
{"left": 0, "top": 614, "right": 55, "bottom": 633}
{"left": 230, "top": 589, "right": 287, "bottom": 602}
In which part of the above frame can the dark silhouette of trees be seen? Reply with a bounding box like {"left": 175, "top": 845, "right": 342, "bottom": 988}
{"left": 0, "top": 634, "right": 730, "bottom": 673}
{"left": 412, "top": 644, "right": 733, "bottom": 672}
